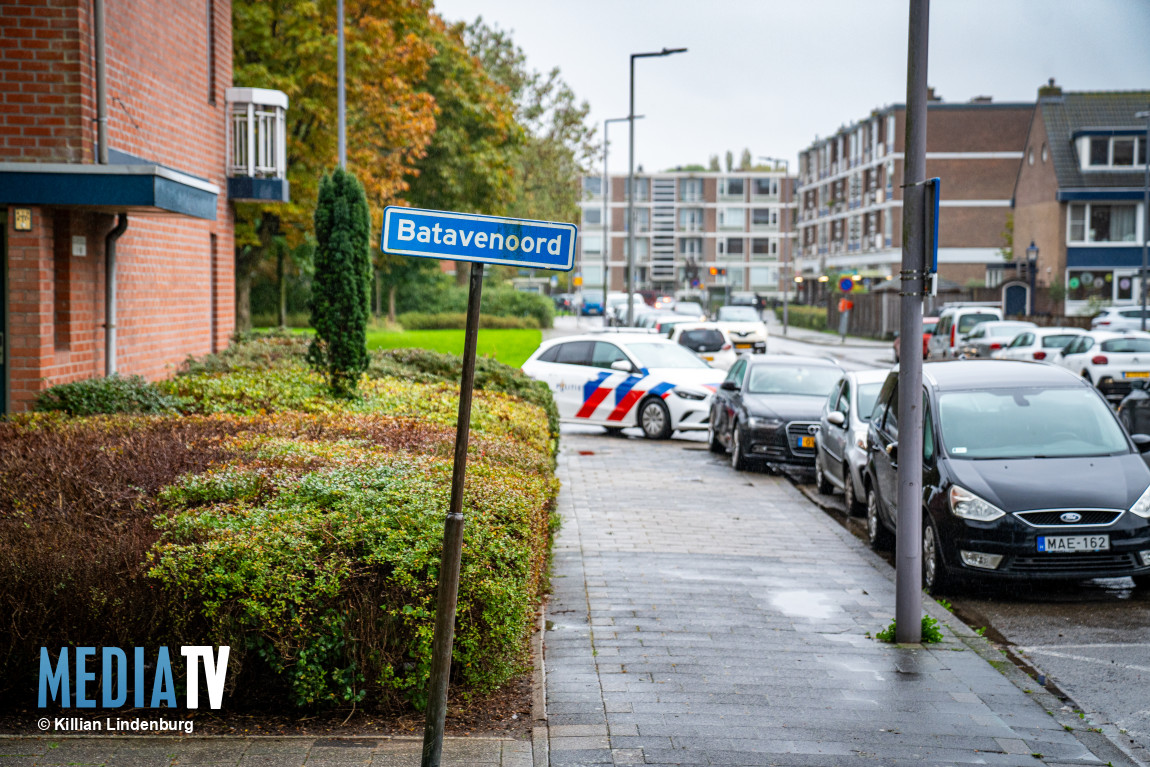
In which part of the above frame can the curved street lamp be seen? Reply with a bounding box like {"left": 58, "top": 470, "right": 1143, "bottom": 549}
{"left": 626, "top": 47, "right": 687, "bottom": 327}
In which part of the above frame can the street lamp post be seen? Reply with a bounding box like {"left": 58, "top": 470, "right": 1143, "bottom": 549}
{"left": 1137, "top": 108, "right": 1150, "bottom": 331}
{"left": 605, "top": 116, "right": 643, "bottom": 326}
{"left": 627, "top": 47, "right": 687, "bottom": 327}
{"left": 1026, "top": 241, "right": 1038, "bottom": 316}
{"left": 759, "top": 156, "right": 791, "bottom": 333}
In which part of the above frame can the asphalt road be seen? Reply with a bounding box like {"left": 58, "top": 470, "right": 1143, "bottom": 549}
{"left": 549, "top": 316, "right": 1150, "bottom": 761}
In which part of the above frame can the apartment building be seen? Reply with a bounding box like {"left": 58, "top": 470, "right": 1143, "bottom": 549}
{"left": 0, "top": 1, "right": 287, "bottom": 411}
{"left": 794, "top": 94, "right": 1033, "bottom": 292}
{"left": 1013, "top": 82, "right": 1150, "bottom": 316}
{"left": 577, "top": 170, "right": 796, "bottom": 299}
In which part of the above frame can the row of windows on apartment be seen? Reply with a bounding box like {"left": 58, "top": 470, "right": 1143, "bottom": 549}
{"left": 581, "top": 207, "right": 779, "bottom": 228}
{"left": 579, "top": 237, "right": 779, "bottom": 257}
{"left": 1084, "top": 136, "right": 1147, "bottom": 170}
{"left": 799, "top": 114, "right": 897, "bottom": 181}
{"left": 802, "top": 210, "right": 892, "bottom": 240}
{"left": 582, "top": 177, "right": 781, "bottom": 200}
{"left": 801, "top": 162, "right": 894, "bottom": 206}
{"left": 577, "top": 265, "right": 779, "bottom": 289}
{"left": 1068, "top": 203, "right": 1143, "bottom": 243}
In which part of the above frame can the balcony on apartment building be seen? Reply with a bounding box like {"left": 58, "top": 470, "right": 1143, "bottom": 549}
{"left": 227, "top": 88, "right": 290, "bottom": 203}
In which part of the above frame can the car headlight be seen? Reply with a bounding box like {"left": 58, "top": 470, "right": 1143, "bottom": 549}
{"left": 949, "top": 485, "right": 1006, "bottom": 521}
{"left": 1130, "top": 484, "right": 1150, "bottom": 518}
{"left": 673, "top": 388, "right": 707, "bottom": 401}
{"left": 747, "top": 416, "right": 783, "bottom": 430}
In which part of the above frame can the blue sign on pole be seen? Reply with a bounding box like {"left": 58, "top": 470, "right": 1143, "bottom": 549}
{"left": 381, "top": 206, "right": 577, "bottom": 271}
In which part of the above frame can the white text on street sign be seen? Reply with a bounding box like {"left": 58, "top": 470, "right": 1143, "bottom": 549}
{"left": 381, "top": 206, "right": 577, "bottom": 271}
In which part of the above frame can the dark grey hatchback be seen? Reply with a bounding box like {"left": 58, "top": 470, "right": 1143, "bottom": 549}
{"left": 865, "top": 360, "right": 1150, "bottom": 594}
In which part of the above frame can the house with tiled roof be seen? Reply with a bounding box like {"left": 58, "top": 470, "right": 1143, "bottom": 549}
{"left": 1013, "top": 80, "right": 1150, "bottom": 316}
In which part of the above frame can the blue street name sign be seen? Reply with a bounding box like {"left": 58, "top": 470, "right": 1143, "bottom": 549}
{"left": 381, "top": 206, "right": 577, "bottom": 271}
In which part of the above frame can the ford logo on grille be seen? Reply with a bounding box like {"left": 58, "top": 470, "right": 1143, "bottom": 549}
{"left": 1060, "top": 512, "right": 1083, "bottom": 523}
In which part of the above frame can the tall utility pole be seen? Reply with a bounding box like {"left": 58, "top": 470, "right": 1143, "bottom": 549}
{"left": 1138, "top": 107, "right": 1149, "bottom": 331}
{"left": 627, "top": 48, "right": 686, "bottom": 327}
{"left": 895, "top": 0, "right": 929, "bottom": 644}
{"left": 337, "top": 0, "right": 346, "bottom": 169}
{"left": 605, "top": 116, "right": 643, "bottom": 323}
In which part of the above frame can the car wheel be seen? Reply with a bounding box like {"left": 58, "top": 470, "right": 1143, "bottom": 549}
{"left": 730, "top": 423, "right": 749, "bottom": 471}
{"left": 814, "top": 452, "right": 833, "bottom": 495}
{"left": 639, "top": 397, "right": 672, "bottom": 440}
{"left": 843, "top": 467, "right": 864, "bottom": 516}
{"left": 708, "top": 422, "right": 725, "bottom": 453}
{"left": 866, "top": 486, "right": 894, "bottom": 552}
{"left": 922, "top": 514, "right": 954, "bottom": 595}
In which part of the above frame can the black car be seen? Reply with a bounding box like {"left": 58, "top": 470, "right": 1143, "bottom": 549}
{"left": 865, "top": 360, "right": 1150, "bottom": 594}
{"left": 1117, "top": 380, "right": 1150, "bottom": 435}
{"left": 709, "top": 354, "right": 845, "bottom": 471}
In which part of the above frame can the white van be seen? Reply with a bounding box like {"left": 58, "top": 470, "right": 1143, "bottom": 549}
{"left": 928, "top": 304, "right": 1004, "bottom": 360}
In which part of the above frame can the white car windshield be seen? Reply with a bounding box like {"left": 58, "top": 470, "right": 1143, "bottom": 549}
{"left": 718, "top": 307, "right": 760, "bottom": 322}
{"left": 626, "top": 342, "right": 712, "bottom": 369}
{"left": 939, "top": 388, "right": 1128, "bottom": 459}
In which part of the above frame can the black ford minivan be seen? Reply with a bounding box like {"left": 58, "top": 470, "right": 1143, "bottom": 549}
{"left": 864, "top": 360, "right": 1150, "bottom": 593}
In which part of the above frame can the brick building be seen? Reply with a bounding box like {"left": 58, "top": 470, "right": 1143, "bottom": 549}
{"left": 0, "top": 0, "right": 286, "bottom": 412}
{"left": 794, "top": 95, "right": 1033, "bottom": 300}
{"left": 577, "top": 170, "right": 796, "bottom": 301}
{"left": 1012, "top": 81, "right": 1150, "bottom": 316}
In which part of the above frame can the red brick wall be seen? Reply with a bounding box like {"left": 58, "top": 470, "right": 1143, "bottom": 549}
{"left": 0, "top": 1, "right": 86, "bottom": 161}
{"left": 2, "top": 0, "right": 236, "bottom": 411}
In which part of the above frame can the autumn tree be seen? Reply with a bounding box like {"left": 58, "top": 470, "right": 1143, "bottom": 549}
{"left": 385, "top": 13, "right": 522, "bottom": 311}
{"left": 465, "top": 18, "right": 598, "bottom": 226}
{"left": 232, "top": 0, "right": 437, "bottom": 330}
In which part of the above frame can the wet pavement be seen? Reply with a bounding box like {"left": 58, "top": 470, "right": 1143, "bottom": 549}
{"left": 545, "top": 430, "right": 1141, "bottom": 766}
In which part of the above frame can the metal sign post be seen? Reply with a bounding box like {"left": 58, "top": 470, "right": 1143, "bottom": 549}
{"left": 381, "top": 207, "right": 576, "bottom": 767}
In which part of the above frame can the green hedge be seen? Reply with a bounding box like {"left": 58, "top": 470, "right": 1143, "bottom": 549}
{"left": 1, "top": 333, "right": 558, "bottom": 711}
{"left": 397, "top": 311, "right": 540, "bottom": 330}
{"left": 775, "top": 304, "right": 828, "bottom": 332}
{"left": 33, "top": 373, "right": 186, "bottom": 416}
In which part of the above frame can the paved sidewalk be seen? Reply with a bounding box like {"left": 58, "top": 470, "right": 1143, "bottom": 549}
{"left": 544, "top": 433, "right": 1139, "bottom": 766}
{"left": 0, "top": 735, "right": 532, "bottom": 766}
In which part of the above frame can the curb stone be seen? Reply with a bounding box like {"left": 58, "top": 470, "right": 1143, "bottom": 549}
{"left": 532, "top": 600, "right": 548, "bottom": 767}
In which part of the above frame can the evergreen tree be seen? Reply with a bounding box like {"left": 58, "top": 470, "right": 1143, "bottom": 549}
{"left": 308, "top": 168, "right": 371, "bottom": 397}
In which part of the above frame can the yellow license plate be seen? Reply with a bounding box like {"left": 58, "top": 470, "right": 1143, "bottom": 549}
{"left": 797, "top": 436, "right": 815, "bottom": 448}
{"left": 1125, "top": 371, "right": 1150, "bottom": 379}
{"left": 702, "top": 355, "right": 714, "bottom": 361}
{"left": 734, "top": 343, "right": 753, "bottom": 349}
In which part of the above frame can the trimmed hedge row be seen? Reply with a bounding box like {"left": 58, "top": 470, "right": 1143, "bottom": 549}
{"left": 774, "top": 304, "right": 828, "bottom": 332}
{"left": 397, "top": 312, "right": 540, "bottom": 330}
{"left": 4, "top": 333, "right": 558, "bottom": 711}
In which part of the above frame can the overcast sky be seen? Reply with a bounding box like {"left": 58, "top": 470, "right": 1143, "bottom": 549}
{"left": 432, "top": 0, "right": 1150, "bottom": 175}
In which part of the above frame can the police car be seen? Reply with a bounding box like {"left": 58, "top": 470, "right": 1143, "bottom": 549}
{"left": 522, "top": 332, "right": 723, "bottom": 439}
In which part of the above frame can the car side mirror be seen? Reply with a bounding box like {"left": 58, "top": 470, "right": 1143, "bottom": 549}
{"left": 610, "top": 360, "right": 634, "bottom": 373}
{"left": 827, "top": 411, "right": 846, "bottom": 427}
{"left": 1132, "top": 434, "right": 1150, "bottom": 453}
{"left": 720, "top": 380, "right": 739, "bottom": 391}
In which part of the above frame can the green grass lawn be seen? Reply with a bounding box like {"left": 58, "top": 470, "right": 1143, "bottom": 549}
{"left": 366, "top": 328, "right": 542, "bottom": 367}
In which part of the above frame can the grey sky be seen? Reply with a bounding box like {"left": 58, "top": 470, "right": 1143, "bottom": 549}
{"left": 432, "top": 0, "right": 1150, "bottom": 175}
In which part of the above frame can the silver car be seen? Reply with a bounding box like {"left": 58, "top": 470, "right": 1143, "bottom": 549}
{"left": 956, "top": 320, "right": 1036, "bottom": 359}
{"left": 814, "top": 369, "right": 888, "bottom": 514}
